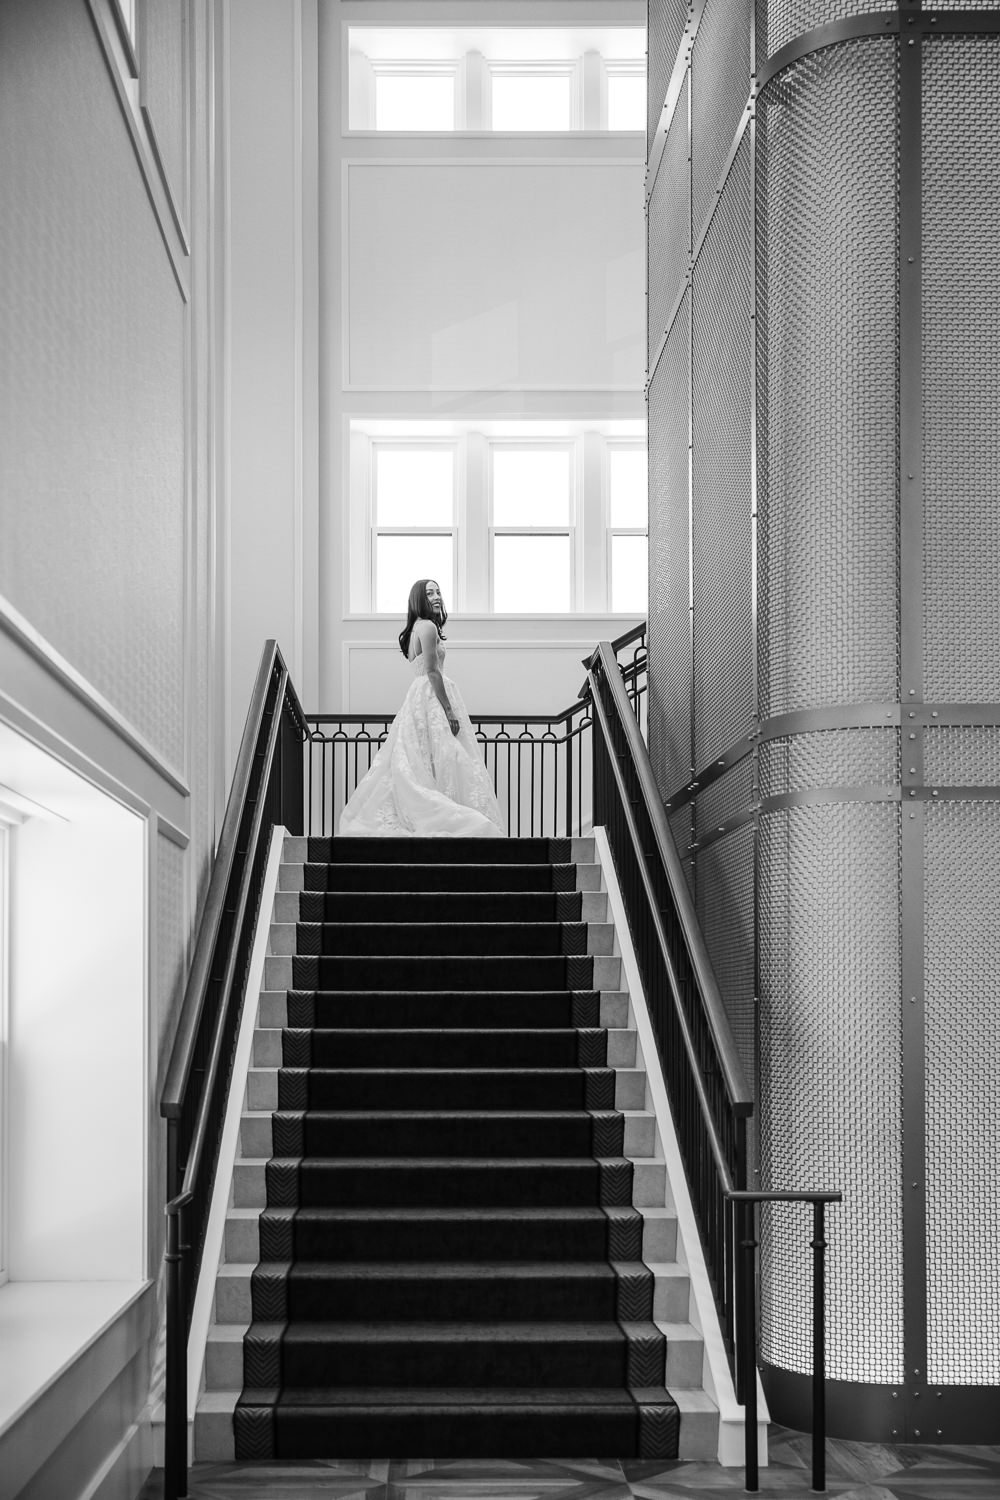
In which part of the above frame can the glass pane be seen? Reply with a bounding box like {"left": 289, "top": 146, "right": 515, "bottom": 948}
{"left": 611, "top": 533, "right": 648, "bottom": 613}
{"left": 376, "top": 449, "right": 454, "bottom": 528}
{"left": 607, "top": 73, "right": 646, "bottom": 132}
{"left": 491, "top": 74, "right": 571, "bottom": 132}
{"left": 376, "top": 534, "right": 453, "bottom": 614}
{"left": 494, "top": 535, "right": 570, "bottom": 612}
{"left": 493, "top": 449, "right": 571, "bottom": 527}
{"left": 609, "top": 448, "right": 648, "bottom": 528}
{"left": 375, "top": 73, "right": 455, "bottom": 131}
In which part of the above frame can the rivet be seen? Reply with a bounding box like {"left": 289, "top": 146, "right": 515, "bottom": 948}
{"left": 718, "top": 825, "right": 725, "bottom": 833}
{"left": 908, "top": 711, "right": 916, "bottom": 719}
{"left": 909, "top": 789, "right": 916, "bottom": 797}
{"left": 891, "top": 1391, "right": 898, "bottom": 1399}
{"left": 912, "top": 1182, "right": 919, "bottom": 1189}
{"left": 931, "top": 711, "right": 939, "bottom": 718}
{"left": 909, "top": 733, "right": 916, "bottom": 740}
{"left": 915, "top": 1429, "right": 921, "bottom": 1437}
{"left": 909, "top": 812, "right": 915, "bottom": 819}
{"left": 937, "top": 1429, "right": 942, "bottom": 1436}
{"left": 909, "top": 766, "right": 917, "bottom": 774}
{"left": 907, "top": 257, "right": 915, "bottom": 264}
{"left": 910, "top": 996, "right": 917, "bottom": 1003}
{"left": 891, "top": 1428, "right": 899, "bottom": 1436}
{"left": 937, "top": 1391, "right": 943, "bottom": 1398}
{"left": 909, "top": 689, "right": 916, "bottom": 696}
{"left": 932, "top": 789, "right": 939, "bottom": 797}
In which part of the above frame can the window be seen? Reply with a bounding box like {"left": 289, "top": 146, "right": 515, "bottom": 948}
{"left": 491, "top": 446, "right": 574, "bottom": 612}
{"left": 352, "top": 422, "right": 646, "bottom": 616}
{"left": 372, "top": 445, "right": 456, "bottom": 614}
{"left": 606, "top": 65, "right": 646, "bottom": 132}
{"left": 347, "top": 28, "right": 646, "bottom": 134}
{"left": 489, "top": 68, "right": 574, "bottom": 132}
{"left": 374, "top": 67, "right": 457, "bottom": 131}
{"left": 608, "top": 445, "right": 648, "bottom": 613}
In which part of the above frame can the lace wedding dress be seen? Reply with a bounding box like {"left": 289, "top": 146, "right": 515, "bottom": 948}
{"left": 339, "top": 644, "right": 506, "bottom": 838}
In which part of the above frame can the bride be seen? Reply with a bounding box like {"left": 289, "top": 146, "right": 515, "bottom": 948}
{"left": 339, "top": 578, "right": 506, "bottom": 838}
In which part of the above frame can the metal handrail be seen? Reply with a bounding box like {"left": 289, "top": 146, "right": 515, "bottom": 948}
{"left": 589, "top": 641, "right": 753, "bottom": 1118}
{"left": 160, "top": 640, "right": 302, "bottom": 1500}
{"left": 161, "top": 644, "right": 280, "bottom": 1117}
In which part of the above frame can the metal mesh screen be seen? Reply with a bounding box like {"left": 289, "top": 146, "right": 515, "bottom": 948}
{"left": 648, "top": 0, "right": 688, "bottom": 148}
{"left": 669, "top": 805, "right": 696, "bottom": 895}
{"left": 697, "top": 821, "right": 757, "bottom": 1098}
{"left": 755, "top": 0, "right": 895, "bottom": 60}
{"left": 695, "top": 757, "right": 755, "bottom": 839}
{"left": 759, "top": 728, "right": 900, "bottom": 798}
{"left": 756, "top": 41, "right": 899, "bottom": 721}
{"left": 692, "top": 136, "right": 753, "bottom": 769}
{"left": 691, "top": 0, "right": 751, "bottom": 241}
{"left": 922, "top": 37, "right": 1000, "bottom": 702}
{"left": 648, "top": 75, "right": 689, "bottom": 370}
{"left": 758, "top": 802, "right": 903, "bottom": 1382}
{"left": 924, "top": 802, "right": 1000, "bottom": 1383}
{"left": 648, "top": 294, "right": 692, "bottom": 799}
{"left": 924, "top": 726, "right": 1000, "bottom": 787}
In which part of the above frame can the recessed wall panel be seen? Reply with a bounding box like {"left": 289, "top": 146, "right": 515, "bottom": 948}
{"left": 346, "top": 163, "right": 645, "bottom": 391}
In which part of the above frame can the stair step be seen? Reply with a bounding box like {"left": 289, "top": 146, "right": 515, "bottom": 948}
{"left": 275, "top": 1028, "right": 604, "bottom": 1069}
{"left": 305, "top": 837, "right": 579, "bottom": 865}
{"left": 286, "top": 955, "right": 599, "bottom": 991}
{"left": 262, "top": 1067, "right": 611, "bottom": 1111}
{"left": 281, "top": 921, "right": 589, "bottom": 957}
{"left": 294, "top": 862, "right": 580, "bottom": 892}
{"left": 246, "top": 1109, "right": 606, "bottom": 1157}
{"left": 274, "top": 989, "right": 604, "bottom": 1029}
{"left": 298, "top": 891, "right": 588, "bottom": 922}
{"left": 266, "top": 1156, "right": 629, "bottom": 1209}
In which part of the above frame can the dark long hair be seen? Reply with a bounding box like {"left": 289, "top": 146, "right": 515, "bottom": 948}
{"left": 398, "top": 577, "right": 448, "bottom": 658}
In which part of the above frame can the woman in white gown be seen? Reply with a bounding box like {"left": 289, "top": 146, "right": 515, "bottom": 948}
{"left": 339, "top": 578, "right": 506, "bottom": 838}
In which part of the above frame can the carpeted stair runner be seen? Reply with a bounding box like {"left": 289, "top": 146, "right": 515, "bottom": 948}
{"left": 234, "top": 836, "right": 679, "bottom": 1459}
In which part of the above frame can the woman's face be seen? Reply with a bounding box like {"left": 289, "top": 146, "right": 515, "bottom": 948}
{"left": 425, "top": 580, "right": 444, "bottom": 616}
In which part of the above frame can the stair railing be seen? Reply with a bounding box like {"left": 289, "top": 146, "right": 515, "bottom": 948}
{"left": 160, "top": 641, "right": 306, "bottom": 1500}
{"left": 304, "top": 621, "right": 647, "bottom": 838}
{"left": 588, "top": 639, "right": 753, "bottom": 1363}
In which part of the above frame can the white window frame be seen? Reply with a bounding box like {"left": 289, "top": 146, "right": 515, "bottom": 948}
{"left": 369, "top": 59, "right": 463, "bottom": 132}
{"left": 369, "top": 439, "right": 461, "bottom": 613}
{"left": 605, "top": 439, "right": 649, "bottom": 614}
{"left": 488, "top": 440, "right": 577, "bottom": 614}
{"left": 484, "top": 59, "right": 582, "bottom": 132}
{"left": 603, "top": 59, "right": 647, "bottom": 133}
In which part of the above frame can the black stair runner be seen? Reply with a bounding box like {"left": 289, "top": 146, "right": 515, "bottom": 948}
{"left": 235, "top": 836, "right": 679, "bottom": 1459}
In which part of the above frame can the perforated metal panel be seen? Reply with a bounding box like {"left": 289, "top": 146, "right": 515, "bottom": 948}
{"left": 697, "top": 821, "right": 756, "bottom": 1097}
{"left": 670, "top": 805, "right": 696, "bottom": 892}
{"left": 758, "top": 803, "right": 903, "bottom": 1382}
{"left": 922, "top": 38, "right": 1000, "bottom": 702}
{"left": 648, "top": 294, "right": 692, "bottom": 798}
{"left": 756, "top": 41, "right": 899, "bottom": 720}
{"left": 756, "top": 0, "right": 895, "bottom": 60}
{"left": 692, "top": 136, "right": 753, "bottom": 768}
{"left": 648, "top": 74, "right": 689, "bottom": 369}
{"left": 691, "top": 0, "right": 751, "bottom": 240}
{"left": 648, "top": 0, "right": 688, "bottom": 148}
{"left": 924, "top": 802, "right": 1000, "bottom": 1384}
{"left": 759, "top": 729, "right": 900, "bottom": 799}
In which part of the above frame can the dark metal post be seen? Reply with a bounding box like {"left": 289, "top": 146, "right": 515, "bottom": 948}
{"left": 164, "top": 1204, "right": 188, "bottom": 1500}
{"left": 565, "top": 721, "right": 574, "bottom": 838}
{"left": 811, "top": 1199, "right": 828, "bottom": 1493}
{"left": 741, "top": 1197, "right": 759, "bottom": 1492}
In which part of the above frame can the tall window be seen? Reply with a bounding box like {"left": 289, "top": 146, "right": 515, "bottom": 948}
{"left": 490, "top": 446, "right": 574, "bottom": 612}
{"left": 608, "top": 445, "right": 648, "bottom": 613}
{"left": 372, "top": 445, "right": 456, "bottom": 614}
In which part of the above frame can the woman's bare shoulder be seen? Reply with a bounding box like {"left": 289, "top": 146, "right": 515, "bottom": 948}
{"left": 410, "top": 618, "right": 437, "bottom": 656}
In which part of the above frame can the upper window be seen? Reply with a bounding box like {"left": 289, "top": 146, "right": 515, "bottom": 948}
{"left": 348, "top": 28, "right": 645, "bottom": 134}
{"left": 608, "top": 445, "right": 648, "bottom": 613}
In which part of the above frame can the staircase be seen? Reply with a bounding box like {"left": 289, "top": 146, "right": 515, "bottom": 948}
{"left": 200, "top": 834, "right": 716, "bottom": 1460}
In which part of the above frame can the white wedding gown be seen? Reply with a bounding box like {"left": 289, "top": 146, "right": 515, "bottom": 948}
{"left": 338, "top": 644, "right": 506, "bottom": 838}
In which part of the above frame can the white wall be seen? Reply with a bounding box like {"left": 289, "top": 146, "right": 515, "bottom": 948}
{"left": 225, "top": 0, "right": 646, "bottom": 724}
{"left": 345, "top": 161, "right": 644, "bottom": 391}
{"left": 5, "top": 729, "right": 146, "bottom": 1282}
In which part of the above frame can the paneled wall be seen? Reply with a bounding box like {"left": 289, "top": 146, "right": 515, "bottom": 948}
{"left": 0, "top": 1, "right": 224, "bottom": 1491}
{"left": 645, "top": 0, "right": 1000, "bottom": 1444}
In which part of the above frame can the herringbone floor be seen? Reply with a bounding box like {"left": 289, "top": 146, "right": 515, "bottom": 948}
{"left": 138, "top": 1427, "right": 1000, "bottom": 1499}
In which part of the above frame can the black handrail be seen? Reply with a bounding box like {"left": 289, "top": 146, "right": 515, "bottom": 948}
{"left": 728, "top": 1191, "right": 843, "bottom": 1493}
{"left": 160, "top": 640, "right": 305, "bottom": 1500}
